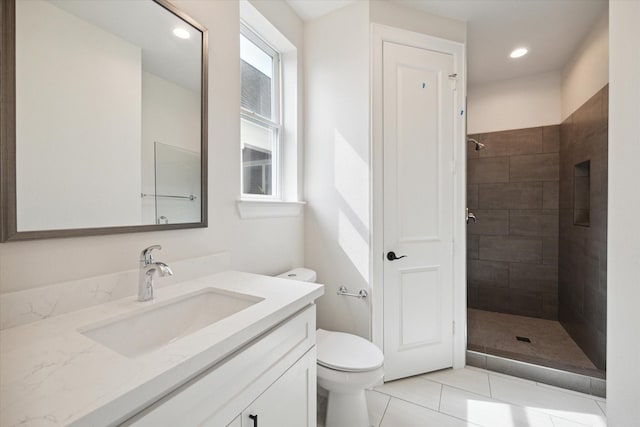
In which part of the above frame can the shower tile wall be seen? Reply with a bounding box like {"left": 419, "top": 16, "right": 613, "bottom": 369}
{"left": 467, "top": 126, "right": 560, "bottom": 320}
{"left": 559, "top": 85, "right": 608, "bottom": 371}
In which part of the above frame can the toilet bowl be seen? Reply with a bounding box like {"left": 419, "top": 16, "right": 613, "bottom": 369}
{"left": 277, "top": 268, "right": 384, "bottom": 427}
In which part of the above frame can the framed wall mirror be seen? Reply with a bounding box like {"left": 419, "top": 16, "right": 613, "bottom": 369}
{"left": 0, "top": 0, "right": 208, "bottom": 242}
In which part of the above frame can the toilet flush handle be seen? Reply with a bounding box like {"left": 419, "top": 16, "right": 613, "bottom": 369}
{"left": 249, "top": 414, "right": 258, "bottom": 426}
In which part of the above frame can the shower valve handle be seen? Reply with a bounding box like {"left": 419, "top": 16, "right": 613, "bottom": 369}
{"left": 387, "top": 251, "right": 407, "bottom": 261}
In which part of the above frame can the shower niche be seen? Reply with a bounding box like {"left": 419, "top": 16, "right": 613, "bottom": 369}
{"left": 574, "top": 160, "right": 591, "bottom": 226}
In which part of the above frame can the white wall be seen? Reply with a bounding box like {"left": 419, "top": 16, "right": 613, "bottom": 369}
{"left": 304, "top": 1, "right": 371, "bottom": 339}
{"left": 247, "top": 0, "right": 303, "bottom": 48}
{"left": 15, "top": 0, "right": 141, "bottom": 231}
{"left": 304, "top": 1, "right": 466, "bottom": 339}
{"left": 467, "top": 70, "right": 562, "bottom": 134}
{"left": 561, "top": 11, "right": 609, "bottom": 120}
{"left": 370, "top": 0, "right": 466, "bottom": 44}
{"left": 141, "top": 71, "right": 201, "bottom": 224}
{"left": 468, "top": 9, "right": 608, "bottom": 134}
{"left": 142, "top": 71, "right": 201, "bottom": 155}
{"left": 607, "top": 1, "right": 640, "bottom": 424}
{"left": 0, "top": 0, "right": 304, "bottom": 294}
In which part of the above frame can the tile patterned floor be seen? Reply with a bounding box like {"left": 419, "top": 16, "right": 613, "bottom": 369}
{"left": 467, "top": 309, "right": 603, "bottom": 376}
{"left": 318, "top": 367, "right": 607, "bottom": 427}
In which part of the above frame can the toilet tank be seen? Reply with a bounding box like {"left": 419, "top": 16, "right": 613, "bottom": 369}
{"left": 277, "top": 268, "right": 317, "bottom": 283}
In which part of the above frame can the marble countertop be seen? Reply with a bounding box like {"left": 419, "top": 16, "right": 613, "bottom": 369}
{"left": 0, "top": 271, "right": 324, "bottom": 427}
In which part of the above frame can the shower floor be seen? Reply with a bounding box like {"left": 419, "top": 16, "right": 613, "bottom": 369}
{"left": 467, "top": 309, "right": 604, "bottom": 378}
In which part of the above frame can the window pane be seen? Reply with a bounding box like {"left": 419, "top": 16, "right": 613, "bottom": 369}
{"left": 241, "top": 118, "right": 275, "bottom": 195}
{"left": 240, "top": 34, "right": 272, "bottom": 119}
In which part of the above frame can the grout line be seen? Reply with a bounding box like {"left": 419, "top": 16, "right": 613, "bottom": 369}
{"left": 487, "top": 372, "right": 494, "bottom": 398}
{"left": 489, "top": 374, "right": 607, "bottom": 425}
{"left": 377, "top": 394, "right": 392, "bottom": 427}
{"left": 372, "top": 393, "right": 437, "bottom": 412}
{"left": 380, "top": 370, "right": 603, "bottom": 423}
{"left": 549, "top": 412, "right": 599, "bottom": 427}
{"left": 456, "top": 380, "right": 602, "bottom": 427}
{"left": 387, "top": 394, "right": 484, "bottom": 427}
{"left": 548, "top": 415, "right": 594, "bottom": 427}
{"left": 439, "top": 384, "right": 523, "bottom": 426}
{"left": 536, "top": 380, "right": 604, "bottom": 401}
{"left": 386, "top": 377, "right": 491, "bottom": 403}
{"left": 416, "top": 375, "right": 486, "bottom": 397}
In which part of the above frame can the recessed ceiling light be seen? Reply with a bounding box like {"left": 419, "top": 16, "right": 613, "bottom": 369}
{"left": 173, "top": 28, "right": 191, "bottom": 40}
{"left": 510, "top": 47, "right": 528, "bottom": 59}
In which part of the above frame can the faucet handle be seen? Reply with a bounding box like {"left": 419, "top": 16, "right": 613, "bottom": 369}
{"left": 140, "top": 245, "right": 162, "bottom": 265}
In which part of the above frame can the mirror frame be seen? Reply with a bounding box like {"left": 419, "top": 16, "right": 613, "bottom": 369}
{"left": 0, "top": 0, "right": 208, "bottom": 242}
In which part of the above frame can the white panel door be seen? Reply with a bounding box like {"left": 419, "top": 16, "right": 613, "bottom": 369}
{"left": 382, "top": 41, "right": 455, "bottom": 381}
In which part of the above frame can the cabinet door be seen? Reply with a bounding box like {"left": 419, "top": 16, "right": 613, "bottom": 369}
{"left": 242, "top": 349, "right": 316, "bottom": 427}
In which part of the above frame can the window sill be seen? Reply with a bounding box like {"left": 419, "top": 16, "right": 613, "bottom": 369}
{"left": 236, "top": 200, "right": 306, "bottom": 219}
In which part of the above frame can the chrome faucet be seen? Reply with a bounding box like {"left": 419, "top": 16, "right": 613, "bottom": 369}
{"left": 466, "top": 208, "right": 477, "bottom": 224}
{"left": 138, "top": 245, "right": 173, "bottom": 302}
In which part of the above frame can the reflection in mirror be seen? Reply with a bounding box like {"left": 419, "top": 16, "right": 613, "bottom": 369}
{"left": 4, "top": 0, "right": 207, "bottom": 239}
{"left": 151, "top": 142, "right": 201, "bottom": 224}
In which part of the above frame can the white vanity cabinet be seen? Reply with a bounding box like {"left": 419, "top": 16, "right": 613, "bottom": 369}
{"left": 239, "top": 349, "right": 315, "bottom": 426}
{"left": 123, "top": 305, "right": 317, "bottom": 427}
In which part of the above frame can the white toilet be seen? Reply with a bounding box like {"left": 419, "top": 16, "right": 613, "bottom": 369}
{"left": 278, "top": 268, "right": 384, "bottom": 427}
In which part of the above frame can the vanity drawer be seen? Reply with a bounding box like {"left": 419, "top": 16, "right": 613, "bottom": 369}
{"left": 123, "top": 304, "right": 316, "bottom": 426}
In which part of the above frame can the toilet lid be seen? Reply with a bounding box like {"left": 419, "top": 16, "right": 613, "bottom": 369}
{"left": 316, "top": 329, "right": 384, "bottom": 372}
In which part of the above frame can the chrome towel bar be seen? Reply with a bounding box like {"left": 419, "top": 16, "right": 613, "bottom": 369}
{"left": 337, "top": 286, "right": 368, "bottom": 299}
{"left": 141, "top": 193, "right": 197, "bottom": 201}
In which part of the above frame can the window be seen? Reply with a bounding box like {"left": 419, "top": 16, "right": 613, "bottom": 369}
{"left": 241, "top": 24, "right": 280, "bottom": 198}
{"left": 236, "top": 4, "right": 304, "bottom": 218}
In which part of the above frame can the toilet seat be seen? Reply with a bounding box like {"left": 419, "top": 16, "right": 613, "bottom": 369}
{"left": 317, "top": 329, "right": 384, "bottom": 373}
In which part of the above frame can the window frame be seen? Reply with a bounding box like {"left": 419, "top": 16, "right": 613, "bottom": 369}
{"left": 240, "top": 22, "right": 282, "bottom": 200}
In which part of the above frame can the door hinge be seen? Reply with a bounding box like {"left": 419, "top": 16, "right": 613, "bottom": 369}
{"left": 448, "top": 73, "right": 458, "bottom": 90}
{"left": 452, "top": 321, "right": 455, "bottom": 335}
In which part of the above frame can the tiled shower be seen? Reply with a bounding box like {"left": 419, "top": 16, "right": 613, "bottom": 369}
{"left": 467, "top": 125, "right": 560, "bottom": 320}
{"left": 466, "top": 86, "right": 608, "bottom": 376}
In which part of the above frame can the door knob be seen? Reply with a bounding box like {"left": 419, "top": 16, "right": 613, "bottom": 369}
{"left": 387, "top": 251, "right": 407, "bottom": 261}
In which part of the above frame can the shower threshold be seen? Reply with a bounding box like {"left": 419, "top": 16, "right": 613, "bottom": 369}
{"left": 466, "top": 350, "right": 606, "bottom": 398}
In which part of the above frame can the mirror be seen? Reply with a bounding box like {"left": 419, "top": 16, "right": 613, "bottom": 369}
{"left": 0, "top": 0, "right": 208, "bottom": 241}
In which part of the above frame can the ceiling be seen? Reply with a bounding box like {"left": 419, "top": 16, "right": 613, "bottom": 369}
{"left": 51, "top": 0, "right": 202, "bottom": 92}
{"left": 286, "top": 0, "right": 355, "bottom": 22}
{"left": 286, "top": 0, "right": 607, "bottom": 85}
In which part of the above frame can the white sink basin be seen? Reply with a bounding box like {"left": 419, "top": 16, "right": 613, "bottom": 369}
{"left": 80, "top": 288, "right": 263, "bottom": 357}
